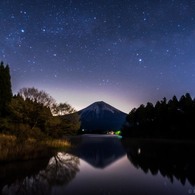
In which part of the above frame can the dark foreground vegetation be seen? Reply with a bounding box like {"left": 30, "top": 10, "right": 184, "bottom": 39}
{"left": 122, "top": 93, "right": 195, "bottom": 139}
{"left": 0, "top": 134, "right": 70, "bottom": 162}
{"left": 0, "top": 61, "right": 80, "bottom": 161}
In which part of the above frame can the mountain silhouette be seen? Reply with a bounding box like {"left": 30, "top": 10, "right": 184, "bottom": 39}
{"left": 78, "top": 101, "right": 127, "bottom": 133}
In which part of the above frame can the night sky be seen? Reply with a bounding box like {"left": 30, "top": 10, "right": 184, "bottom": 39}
{"left": 1, "top": 0, "right": 195, "bottom": 113}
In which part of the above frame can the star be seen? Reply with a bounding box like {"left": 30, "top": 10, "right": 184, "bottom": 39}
{"left": 0, "top": 0, "right": 195, "bottom": 114}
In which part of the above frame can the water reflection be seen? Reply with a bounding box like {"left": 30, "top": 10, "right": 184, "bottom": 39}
{"left": 1, "top": 136, "right": 195, "bottom": 195}
{"left": 70, "top": 135, "right": 126, "bottom": 168}
{"left": 1, "top": 152, "right": 79, "bottom": 195}
{"left": 122, "top": 139, "right": 195, "bottom": 186}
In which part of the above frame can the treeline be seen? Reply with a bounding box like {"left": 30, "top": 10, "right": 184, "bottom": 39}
{"left": 122, "top": 93, "right": 195, "bottom": 139}
{"left": 0, "top": 62, "right": 80, "bottom": 140}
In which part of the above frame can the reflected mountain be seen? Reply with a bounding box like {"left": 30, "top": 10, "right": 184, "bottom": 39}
{"left": 70, "top": 135, "right": 126, "bottom": 168}
{"left": 1, "top": 152, "right": 80, "bottom": 195}
{"left": 2, "top": 136, "right": 193, "bottom": 195}
{"left": 122, "top": 139, "right": 195, "bottom": 186}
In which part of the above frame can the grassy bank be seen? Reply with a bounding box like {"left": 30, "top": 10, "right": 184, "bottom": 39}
{"left": 0, "top": 134, "right": 71, "bottom": 162}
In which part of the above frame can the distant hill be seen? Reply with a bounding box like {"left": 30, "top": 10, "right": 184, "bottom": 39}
{"left": 77, "top": 101, "right": 127, "bottom": 133}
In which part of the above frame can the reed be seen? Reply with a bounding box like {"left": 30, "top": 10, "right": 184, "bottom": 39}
{"left": 0, "top": 134, "right": 71, "bottom": 162}
{"left": 45, "top": 139, "right": 70, "bottom": 148}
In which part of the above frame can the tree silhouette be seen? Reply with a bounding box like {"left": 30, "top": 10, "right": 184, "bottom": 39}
{"left": 52, "top": 102, "right": 76, "bottom": 116}
{"left": 122, "top": 139, "right": 195, "bottom": 186}
{"left": 122, "top": 93, "right": 195, "bottom": 139}
{"left": 0, "top": 62, "right": 12, "bottom": 117}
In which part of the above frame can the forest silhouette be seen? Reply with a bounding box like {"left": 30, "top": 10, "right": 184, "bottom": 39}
{"left": 0, "top": 61, "right": 80, "bottom": 140}
{"left": 122, "top": 93, "right": 195, "bottom": 139}
{"left": 1, "top": 61, "right": 195, "bottom": 140}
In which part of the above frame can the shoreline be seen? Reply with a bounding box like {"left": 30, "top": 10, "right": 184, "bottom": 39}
{"left": 0, "top": 134, "right": 71, "bottom": 163}
{"left": 122, "top": 137, "right": 195, "bottom": 144}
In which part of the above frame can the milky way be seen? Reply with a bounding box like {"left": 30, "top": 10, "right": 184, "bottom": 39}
{"left": 1, "top": 0, "right": 195, "bottom": 113}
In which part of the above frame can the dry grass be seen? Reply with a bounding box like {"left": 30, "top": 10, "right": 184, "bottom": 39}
{"left": 0, "top": 134, "right": 71, "bottom": 162}
{"left": 45, "top": 139, "right": 70, "bottom": 148}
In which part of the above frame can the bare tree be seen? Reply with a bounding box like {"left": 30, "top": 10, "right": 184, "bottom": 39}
{"left": 18, "top": 87, "right": 56, "bottom": 109}
{"left": 52, "top": 103, "right": 76, "bottom": 116}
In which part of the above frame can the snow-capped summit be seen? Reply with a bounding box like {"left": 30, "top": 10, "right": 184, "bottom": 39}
{"left": 78, "top": 101, "right": 127, "bottom": 133}
{"left": 80, "top": 101, "right": 125, "bottom": 117}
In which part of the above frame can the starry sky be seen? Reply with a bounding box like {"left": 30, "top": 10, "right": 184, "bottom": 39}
{"left": 1, "top": 0, "right": 195, "bottom": 113}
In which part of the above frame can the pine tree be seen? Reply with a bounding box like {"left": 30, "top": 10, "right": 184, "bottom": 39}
{"left": 0, "top": 61, "right": 12, "bottom": 117}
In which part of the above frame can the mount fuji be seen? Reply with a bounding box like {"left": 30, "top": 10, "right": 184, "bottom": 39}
{"left": 77, "top": 101, "right": 127, "bottom": 133}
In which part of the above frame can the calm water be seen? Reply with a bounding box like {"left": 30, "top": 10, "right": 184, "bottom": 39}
{"left": 1, "top": 135, "right": 195, "bottom": 195}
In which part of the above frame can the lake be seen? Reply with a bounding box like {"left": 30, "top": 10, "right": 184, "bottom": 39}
{"left": 1, "top": 135, "right": 195, "bottom": 195}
